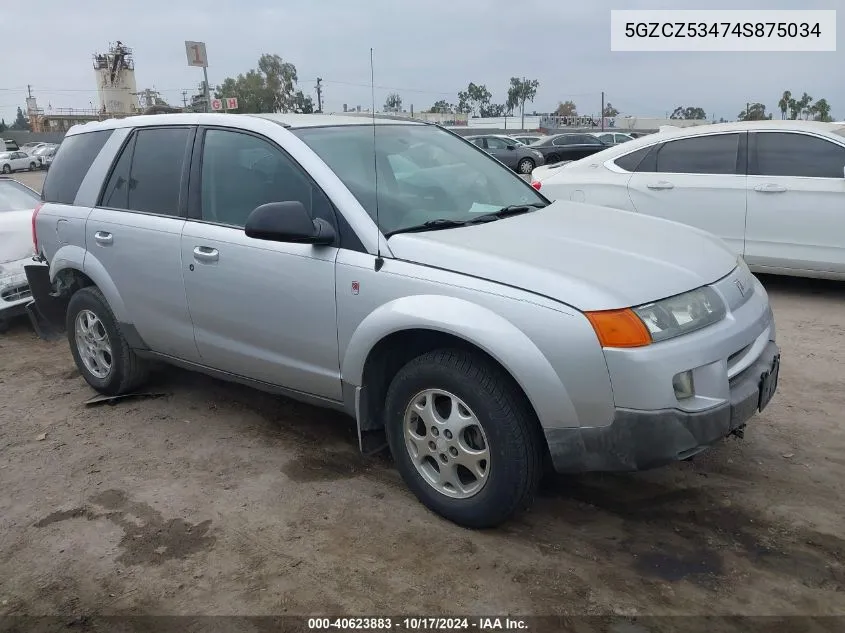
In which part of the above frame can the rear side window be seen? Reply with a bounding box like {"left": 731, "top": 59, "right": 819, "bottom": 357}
{"left": 654, "top": 133, "right": 739, "bottom": 175}
{"left": 613, "top": 146, "right": 653, "bottom": 172}
{"left": 100, "top": 127, "right": 191, "bottom": 215}
{"left": 752, "top": 132, "right": 845, "bottom": 178}
{"left": 42, "top": 130, "right": 112, "bottom": 204}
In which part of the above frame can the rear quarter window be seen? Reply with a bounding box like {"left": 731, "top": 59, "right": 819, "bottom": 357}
{"left": 41, "top": 130, "right": 113, "bottom": 204}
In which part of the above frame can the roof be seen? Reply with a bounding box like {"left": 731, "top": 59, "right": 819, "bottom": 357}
{"left": 64, "top": 112, "right": 424, "bottom": 136}
{"left": 653, "top": 119, "right": 845, "bottom": 137}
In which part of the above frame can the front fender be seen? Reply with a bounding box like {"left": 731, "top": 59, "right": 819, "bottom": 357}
{"left": 341, "top": 295, "right": 580, "bottom": 430}
{"left": 49, "top": 245, "right": 128, "bottom": 322}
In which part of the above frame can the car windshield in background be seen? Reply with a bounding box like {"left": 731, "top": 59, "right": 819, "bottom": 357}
{"left": 0, "top": 180, "right": 40, "bottom": 212}
{"left": 292, "top": 124, "right": 546, "bottom": 236}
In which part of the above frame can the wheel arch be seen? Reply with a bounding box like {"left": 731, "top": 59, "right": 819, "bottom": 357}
{"left": 342, "top": 295, "right": 577, "bottom": 438}
{"left": 47, "top": 245, "right": 128, "bottom": 322}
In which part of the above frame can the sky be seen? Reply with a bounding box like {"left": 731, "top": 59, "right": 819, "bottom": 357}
{"left": 2, "top": 0, "right": 842, "bottom": 125}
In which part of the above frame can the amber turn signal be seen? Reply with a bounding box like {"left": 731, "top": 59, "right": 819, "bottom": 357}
{"left": 585, "top": 308, "right": 652, "bottom": 348}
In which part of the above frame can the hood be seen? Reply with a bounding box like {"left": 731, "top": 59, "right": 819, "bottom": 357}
{"left": 0, "top": 209, "right": 36, "bottom": 264}
{"left": 387, "top": 201, "right": 738, "bottom": 312}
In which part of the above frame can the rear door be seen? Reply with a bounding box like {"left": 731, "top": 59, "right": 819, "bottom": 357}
{"left": 745, "top": 131, "right": 845, "bottom": 274}
{"left": 86, "top": 125, "right": 200, "bottom": 361}
{"left": 625, "top": 132, "right": 748, "bottom": 255}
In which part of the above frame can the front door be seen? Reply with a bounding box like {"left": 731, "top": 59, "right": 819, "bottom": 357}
{"left": 625, "top": 132, "right": 748, "bottom": 255}
{"left": 484, "top": 136, "right": 518, "bottom": 168}
{"left": 181, "top": 127, "right": 342, "bottom": 400}
{"left": 86, "top": 126, "right": 201, "bottom": 361}
{"left": 745, "top": 131, "right": 845, "bottom": 274}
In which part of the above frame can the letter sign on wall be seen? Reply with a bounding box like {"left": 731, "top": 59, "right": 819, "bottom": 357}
{"left": 210, "top": 99, "right": 223, "bottom": 111}
{"left": 226, "top": 97, "right": 239, "bottom": 110}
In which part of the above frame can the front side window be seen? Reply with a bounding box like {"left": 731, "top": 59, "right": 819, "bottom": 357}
{"left": 753, "top": 132, "right": 845, "bottom": 179}
{"left": 552, "top": 136, "right": 572, "bottom": 146}
{"left": 293, "top": 124, "right": 546, "bottom": 236}
{"left": 199, "top": 128, "right": 331, "bottom": 229}
{"left": 485, "top": 137, "right": 509, "bottom": 150}
{"left": 654, "top": 133, "right": 739, "bottom": 175}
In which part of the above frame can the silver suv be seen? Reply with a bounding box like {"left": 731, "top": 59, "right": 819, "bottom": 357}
{"left": 27, "top": 113, "right": 780, "bottom": 527}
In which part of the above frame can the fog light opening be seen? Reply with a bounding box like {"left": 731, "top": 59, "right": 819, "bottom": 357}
{"left": 673, "top": 370, "right": 695, "bottom": 400}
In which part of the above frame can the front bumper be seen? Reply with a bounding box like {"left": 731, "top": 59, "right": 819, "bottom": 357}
{"left": 0, "top": 258, "right": 33, "bottom": 319}
{"left": 546, "top": 340, "right": 780, "bottom": 472}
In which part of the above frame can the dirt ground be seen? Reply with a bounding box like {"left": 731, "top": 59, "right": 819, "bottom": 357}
{"left": 1, "top": 171, "right": 844, "bottom": 627}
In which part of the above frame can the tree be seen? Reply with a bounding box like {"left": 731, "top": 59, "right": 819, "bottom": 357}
{"left": 429, "top": 100, "right": 454, "bottom": 114}
{"left": 603, "top": 103, "right": 620, "bottom": 117}
{"left": 796, "top": 92, "right": 813, "bottom": 120}
{"left": 506, "top": 77, "right": 540, "bottom": 123}
{"left": 811, "top": 98, "right": 832, "bottom": 122}
{"left": 0, "top": 118, "right": 6, "bottom": 133}
{"left": 778, "top": 90, "right": 792, "bottom": 119}
{"left": 480, "top": 103, "right": 506, "bottom": 117}
{"left": 457, "top": 82, "right": 492, "bottom": 117}
{"left": 555, "top": 100, "right": 577, "bottom": 116}
{"left": 11, "top": 106, "right": 30, "bottom": 131}
{"left": 670, "top": 106, "right": 706, "bottom": 120}
{"left": 293, "top": 90, "right": 314, "bottom": 114}
{"left": 788, "top": 94, "right": 804, "bottom": 120}
{"left": 215, "top": 53, "right": 305, "bottom": 114}
{"left": 383, "top": 92, "right": 402, "bottom": 113}
{"left": 738, "top": 102, "right": 771, "bottom": 121}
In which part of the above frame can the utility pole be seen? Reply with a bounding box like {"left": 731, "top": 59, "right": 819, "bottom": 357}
{"left": 182, "top": 90, "right": 189, "bottom": 108}
{"left": 315, "top": 77, "right": 323, "bottom": 113}
{"left": 520, "top": 76, "right": 526, "bottom": 130}
{"left": 27, "top": 84, "right": 33, "bottom": 99}
{"left": 601, "top": 91, "right": 605, "bottom": 131}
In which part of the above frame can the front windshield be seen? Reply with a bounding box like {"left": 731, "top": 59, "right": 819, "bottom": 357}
{"left": 0, "top": 181, "right": 39, "bottom": 212}
{"left": 293, "top": 124, "right": 546, "bottom": 236}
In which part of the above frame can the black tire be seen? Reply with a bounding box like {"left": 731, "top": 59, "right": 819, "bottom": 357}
{"left": 384, "top": 348, "right": 543, "bottom": 528}
{"left": 546, "top": 153, "right": 561, "bottom": 164}
{"left": 66, "top": 286, "right": 148, "bottom": 395}
{"left": 517, "top": 158, "right": 535, "bottom": 174}
{"left": 29, "top": 162, "right": 36, "bottom": 171}
{"left": 1, "top": 165, "right": 10, "bottom": 174}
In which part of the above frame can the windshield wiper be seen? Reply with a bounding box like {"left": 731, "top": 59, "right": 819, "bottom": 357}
{"left": 384, "top": 218, "right": 469, "bottom": 238}
{"left": 465, "top": 203, "right": 547, "bottom": 225}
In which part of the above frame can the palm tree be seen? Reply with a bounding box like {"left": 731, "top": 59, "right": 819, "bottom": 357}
{"left": 777, "top": 91, "right": 792, "bottom": 120}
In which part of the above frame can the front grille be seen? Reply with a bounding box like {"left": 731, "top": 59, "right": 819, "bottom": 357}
{"left": 1, "top": 272, "right": 31, "bottom": 303}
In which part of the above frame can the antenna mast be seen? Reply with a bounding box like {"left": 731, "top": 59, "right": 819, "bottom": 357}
{"left": 371, "top": 48, "right": 384, "bottom": 271}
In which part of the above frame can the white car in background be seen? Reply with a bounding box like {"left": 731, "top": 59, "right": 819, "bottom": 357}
{"left": 533, "top": 121, "right": 845, "bottom": 280}
{"left": 0, "top": 151, "right": 40, "bottom": 174}
{"left": 0, "top": 178, "right": 39, "bottom": 330}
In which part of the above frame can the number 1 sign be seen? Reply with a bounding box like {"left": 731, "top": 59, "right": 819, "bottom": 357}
{"left": 185, "top": 41, "right": 208, "bottom": 68}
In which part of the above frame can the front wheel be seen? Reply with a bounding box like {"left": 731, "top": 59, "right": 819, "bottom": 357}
{"left": 29, "top": 162, "right": 36, "bottom": 171}
{"left": 1, "top": 165, "right": 10, "bottom": 174}
{"left": 66, "top": 286, "right": 149, "bottom": 395}
{"left": 384, "top": 349, "right": 543, "bottom": 528}
{"left": 517, "top": 158, "right": 535, "bottom": 174}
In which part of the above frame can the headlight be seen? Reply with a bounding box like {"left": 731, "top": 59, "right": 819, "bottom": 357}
{"left": 533, "top": 150, "right": 543, "bottom": 158}
{"left": 632, "top": 287, "right": 726, "bottom": 343}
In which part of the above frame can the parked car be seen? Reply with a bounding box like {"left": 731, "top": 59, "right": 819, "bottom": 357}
{"left": 0, "top": 178, "right": 39, "bottom": 331}
{"left": 591, "top": 132, "right": 634, "bottom": 145}
{"left": 528, "top": 133, "right": 610, "bottom": 165}
{"left": 466, "top": 134, "right": 545, "bottom": 174}
{"left": 27, "top": 113, "right": 779, "bottom": 528}
{"left": 31, "top": 144, "right": 57, "bottom": 167}
{"left": 20, "top": 142, "right": 48, "bottom": 155}
{"left": 39, "top": 145, "right": 59, "bottom": 170}
{"left": 0, "top": 151, "right": 39, "bottom": 174}
{"left": 2, "top": 139, "right": 20, "bottom": 151}
{"left": 512, "top": 135, "right": 544, "bottom": 146}
{"left": 534, "top": 120, "right": 845, "bottom": 280}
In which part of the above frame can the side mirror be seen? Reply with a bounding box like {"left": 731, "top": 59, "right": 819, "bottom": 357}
{"left": 244, "top": 201, "right": 336, "bottom": 245}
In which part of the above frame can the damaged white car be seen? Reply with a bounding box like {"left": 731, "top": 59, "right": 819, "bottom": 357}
{"left": 0, "top": 177, "right": 39, "bottom": 331}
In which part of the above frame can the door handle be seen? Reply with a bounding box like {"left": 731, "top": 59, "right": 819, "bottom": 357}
{"left": 193, "top": 246, "right": 219, "bottom": 263}
{"left": 754, "top": 183, "right": 787, "bottom": 193}
{"left": 93, "top": 231, "right": 113, "bottom": 246}
{"left": 646, "top": 181, "right": 674, "bottom": 190}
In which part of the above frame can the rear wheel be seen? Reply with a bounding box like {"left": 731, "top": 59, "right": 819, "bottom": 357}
{"left": 517, "top": 158, "right": 535, "bottom": 174}
{"left": 384, "top": 349, "right": 543, "bottom": 528}
{"left": 66, "top": 286, "right": 148, "bottom": 395}
{"left": 29, "top": 162, "right": 36, "bottom": 171}
{"left": 546, "top": 153, "right": 561, "bottom": 164}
